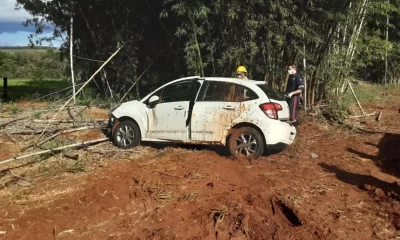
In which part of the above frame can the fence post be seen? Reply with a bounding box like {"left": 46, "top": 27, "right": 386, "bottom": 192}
{"left": 2, "top": 77, "right": 7, "bottom": 100}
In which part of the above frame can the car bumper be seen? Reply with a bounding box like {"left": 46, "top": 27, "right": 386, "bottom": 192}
{"left": 260, "top": 120, "right": 297, "bottom": 146}
{"left": 106, "top": 115, "right": 117, "bottom": 137}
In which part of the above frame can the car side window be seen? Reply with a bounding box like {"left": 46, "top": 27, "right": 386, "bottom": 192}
{"left": 201, "top": 82, "right": 258, "bottom": 102}
{"left": 160, "top": 81, "right": 194, "bottom": 103}
{"left": 235, "top": 85, "right": 258, "bottom": 102}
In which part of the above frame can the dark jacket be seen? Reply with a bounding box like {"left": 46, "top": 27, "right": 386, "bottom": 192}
{"left": 285, "top": 72, "right": 305, "bottom": 96}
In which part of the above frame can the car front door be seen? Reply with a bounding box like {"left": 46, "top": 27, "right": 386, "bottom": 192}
{"left": 190, "top": 81, "right": 245, "bottom": 142}
{"left": 146, "top": 80, "right": 199, "bottom": 141}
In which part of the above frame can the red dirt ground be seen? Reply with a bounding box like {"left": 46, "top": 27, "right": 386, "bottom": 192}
{"left": 0, "top": 100, "right": 399, "bottom": 239}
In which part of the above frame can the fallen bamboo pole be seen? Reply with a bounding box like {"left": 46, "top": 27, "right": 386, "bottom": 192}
{"left": 349, "top": 112, "right": 376, "bottom": 119}
{"left": 39, "top": 47, "right": 122, "bottom": 139}
{"left": 23, "top": 126, "right": 106, "bottom": 152}
{"left": 0, "top": 138, "right": 109, "bottom": 166}
{"left": 33, "top": 119, "right": 107, "bottom": 124}
{"left": 347, "top": 80, "right": 366, "bottom": 115}
{"left": 0, "top": 117, "right": 28, "bottom": 128}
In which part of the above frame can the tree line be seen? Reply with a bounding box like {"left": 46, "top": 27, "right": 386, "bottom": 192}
{"left": 16, "top": 0, "right": 400, "bottom": 104}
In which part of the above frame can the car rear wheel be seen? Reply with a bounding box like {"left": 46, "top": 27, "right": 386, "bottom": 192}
{"left": 228, "top": 127, "right": 264, "bottom": 159}
{"left": 112, "top": 120, "right": 141, "bottom": 149}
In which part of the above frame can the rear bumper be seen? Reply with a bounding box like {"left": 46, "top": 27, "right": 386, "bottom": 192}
{"left": 260, "top": 120, "right": 297, "bottom": 146}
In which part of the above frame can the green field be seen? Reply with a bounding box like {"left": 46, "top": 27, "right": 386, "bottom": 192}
{"left": 0, "top": 47, "right": 58, "bottom": 54}
{"left": 0, "top": 79, "right": 70, "bottom": 100}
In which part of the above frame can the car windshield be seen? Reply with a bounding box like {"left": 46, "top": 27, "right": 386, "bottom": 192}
{"left": 256, "top": 84, "right": 285, "bottom": 101}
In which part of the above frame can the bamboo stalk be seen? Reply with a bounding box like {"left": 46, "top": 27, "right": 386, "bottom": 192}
{"left": 0, "top": 117, "right": 28, "bottom": 128}
{"left": 23, "top": 126, "right": 105, "bottom": 152}
{"left": 33, "top": 119, "right": 107, "bottom": 124}
{"left": 303, "top": 33, "right": 307, "bottom": 113}
{"left": 384, "top": 0, "right": 389, "bottom": 84}
{"left": 0, "top": 138, "right": 109, "bottom": 166}
{"left": 347, "top": 80, "right": 366, "bottom": 115}
{"left": 38, "top": 47, "right": 122, "bottom": 139}
{"left": 349, "top": 112, "right": 376, "bottom": 118}
{"left": 70, "top": 0, "right": 76, "bottom": 104}
{"left": 119, "top": 50, "right": 163, "bottom": 103}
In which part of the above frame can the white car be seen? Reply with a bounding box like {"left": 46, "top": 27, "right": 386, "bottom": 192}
{"left": 108, "top": 76, "right": 296, "bottom": 159}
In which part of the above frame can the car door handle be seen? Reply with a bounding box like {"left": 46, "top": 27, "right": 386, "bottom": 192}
{"left": 223, "top": 106, "right": 236, "bottom": 110}
{"left": 174, "top": 106, "right": 185, "bottom": 110}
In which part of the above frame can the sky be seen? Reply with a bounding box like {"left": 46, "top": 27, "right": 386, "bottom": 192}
{"left": 0, "top": 0, "right": 62, "bottom": 47}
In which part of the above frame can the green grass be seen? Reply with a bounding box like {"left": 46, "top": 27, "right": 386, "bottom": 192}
{"left": 341, "top": 82, "right": 399, "bottom": 108}
{"left": 319, "top": 81, "right": 400, "bottom": 123}
{"left": 0, "top": 79, "right": 70, "bottom": 100}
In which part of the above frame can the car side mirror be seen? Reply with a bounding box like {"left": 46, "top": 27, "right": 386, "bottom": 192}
{"left": 149, "top": 95, "right": 160, "bottom": 106}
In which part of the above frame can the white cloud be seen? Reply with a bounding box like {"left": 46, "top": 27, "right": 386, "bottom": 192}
{"left": 0, "top": 0, "right": 32, "bottom": 22}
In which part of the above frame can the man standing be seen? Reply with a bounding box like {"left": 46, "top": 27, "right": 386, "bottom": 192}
{"left": 236, "top": 66, "right": 249, "bottom": 80}
{"left": 285, "top": 64, "right": 304, "bottom": 127}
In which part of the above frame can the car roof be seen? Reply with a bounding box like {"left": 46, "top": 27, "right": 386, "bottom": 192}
{"left": 203, "top": 77, "right": 259, "bottom": 84}
{"left": 169, "top": 76, "right": 264, "bottom": 85}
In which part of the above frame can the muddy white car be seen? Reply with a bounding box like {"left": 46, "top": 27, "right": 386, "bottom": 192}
{"left": 108, "top": 76, "right": 296, "bottom": 159}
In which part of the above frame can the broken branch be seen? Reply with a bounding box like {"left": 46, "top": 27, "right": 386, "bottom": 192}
{"left": 38, "top": 47, "right": 122, "bottom": 139}
{"left": 349, "top": 112, "right": 376, "bottom": 119}
{"left": 0, "top": 117, "right": 28, "bottom": 128}
{"left": 67, "top": 106, "right": 75, "bottom": 121}
{"left": 23, "top": 126, "right": 105, "bottom": 152}
{"left": 33, "top": 119, "right": 107, "bottom": 124}
{"left": 0, "top": 138, "right": 109, "bottom": 166}
{"left": 376, "top": 112, "right": 383, "bottom": 121}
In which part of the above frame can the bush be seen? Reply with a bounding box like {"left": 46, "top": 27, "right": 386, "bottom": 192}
{"left": 321, "top": 99, "right": 349, "bottom": 124}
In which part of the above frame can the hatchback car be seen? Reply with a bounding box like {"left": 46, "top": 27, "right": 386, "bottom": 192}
{"left": 108, "top": 76, "right": 296, "bottom": 159}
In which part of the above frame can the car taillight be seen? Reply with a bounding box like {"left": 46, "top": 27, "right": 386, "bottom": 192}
{"left": 259, "top": 103, "right": 282, "bottom": 119}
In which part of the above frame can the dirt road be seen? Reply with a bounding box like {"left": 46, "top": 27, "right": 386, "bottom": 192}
{"left": 0, "top": 100, "right": 399, "bottom": 239}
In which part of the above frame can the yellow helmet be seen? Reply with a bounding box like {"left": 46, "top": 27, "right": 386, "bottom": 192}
{"left": 236, "top": 66, "right": 247, "bottom": 74}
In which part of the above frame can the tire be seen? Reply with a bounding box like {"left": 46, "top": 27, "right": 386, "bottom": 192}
{"left": 228, "top": 127, "right": 264, "bottom": 159}
{"left": 112, "top": 120, "right": 141, "bottom": 149}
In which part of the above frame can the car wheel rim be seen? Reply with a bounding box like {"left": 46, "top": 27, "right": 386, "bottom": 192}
{"left": 234, "top": 133, "right": 257, "bottom": 156}
{"left": 116, "top": 125, "right": 135, "bottom": 147}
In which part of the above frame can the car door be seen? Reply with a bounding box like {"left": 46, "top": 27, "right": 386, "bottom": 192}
{"left": 146, "top": 80, "right": 199, "bottom": 140}
{"left": 190, "top": 81, "right": 243, "bottom": 142}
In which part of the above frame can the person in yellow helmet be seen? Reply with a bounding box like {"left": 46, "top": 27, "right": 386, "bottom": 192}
{"left": 236, "top": 66, "right": 249, "bottom": 80}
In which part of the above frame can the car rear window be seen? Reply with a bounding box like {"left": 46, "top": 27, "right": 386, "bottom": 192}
{"left": 256, "top": 84, "right": 285, "bottom": 101}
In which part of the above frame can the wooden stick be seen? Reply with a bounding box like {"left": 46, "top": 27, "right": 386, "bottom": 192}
{"left": 38, "top": 47, "right": 122, "bottom": 139}
{"left": 33, "top": 119, "right": 107, "bottom": 124}
{"left": 67, "top": 106, "right": 75, "bottom": 121}
{"left": 349, "top": 112, "right": 376, "bottom": 119}
{"left": 347, "top": 80, "right": 366, "bottom": 115}
{"left": 23, "top": 126, "right": 105, "bottom": 152}
{"left": 0, "top": 117, "right": 28, "bottom": 128}
{"left": 376, "top": 112, "right": 383, "bottom": 121}
{"left": 0, "top": 138, "right": 109, "bottom": 166}
{"left": 8, "top": 130, "right": 56, "bottom": 135}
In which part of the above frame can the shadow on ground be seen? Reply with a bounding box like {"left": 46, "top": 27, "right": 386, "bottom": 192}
{"left": 347, "top": 133, "right": 400, "bottom": 179}
{"left": 141, "top": 141, "right": 284, "bottom": 159}
{"left": 320, "top": 163, "right": 400, "bottom": 193}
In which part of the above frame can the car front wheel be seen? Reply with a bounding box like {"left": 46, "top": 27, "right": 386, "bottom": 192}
{"left": 112, "top": 120, "right": 141, "bottom": 149}
{"left": 228, "top": 127, "right": 264, "bottom": 159}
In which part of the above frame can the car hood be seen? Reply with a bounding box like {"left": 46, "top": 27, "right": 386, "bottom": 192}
{"left": 110, "top": 100, "right": 143, "bottom": 118}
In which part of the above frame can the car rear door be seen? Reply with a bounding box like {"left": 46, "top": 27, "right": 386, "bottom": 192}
{"left": 190, "top": 81, "right": 243, "bottom": 142}
{"left": 146, "top": 79, "right": 200, "bottom": 140}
